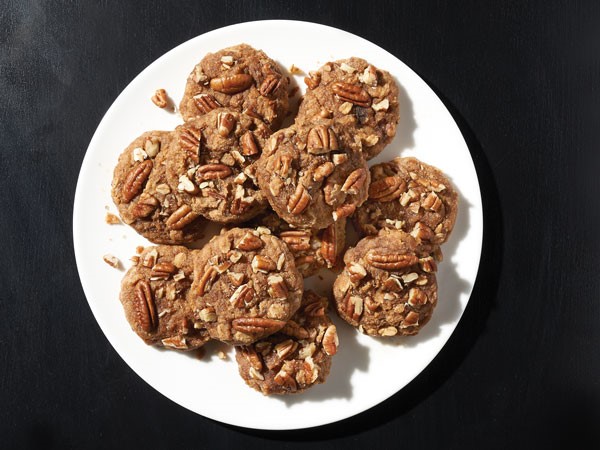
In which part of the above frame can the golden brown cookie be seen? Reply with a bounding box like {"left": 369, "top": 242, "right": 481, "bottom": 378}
{"left": 164, "top": 108, "right": 271, "bottom": 224}
{"left": 111, "top": 131, "right": 205, "bottom": 244}
{"left": 354, "top": 157, "right": 458, "bottom": 248}
{"left": 256, "top": 123, "right": 370, "bottom": 230}
{"left": 179, "top": 44, "right": 289, "bottom": 130}
{"left": 119, "top": 246, "right": 210, "bottom": 350}
{"left": 333, "top": 229, "right": 438, "bottom": 337}
{"left": 297, "top": 57, "right": 399, "bottom": 159}
{"left": 189, "top": 227, "right": 303, "bottom": 346}
{"left": 235, "top": 291, "right": 338, "bottom": 395}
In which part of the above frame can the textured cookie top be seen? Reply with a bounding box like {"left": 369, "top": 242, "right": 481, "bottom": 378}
{"left": 179, "top": 44, "right": 289, "bottom": 130}
{"left": 111, "top": 131, "right": 205, "bottom": 244}
{"left": 251, "top": 211, "right": 346, "bottom": 278}
{"left": 235, "top": 291, "right": 338, "bottom": 395}
{"left": 189, "top": 227, "right": 303, "bottom": 346}
{"left": 119, "top": 246, "right": 210, "bottom": 350}
{"left": 297, "top": 57, "right": 399, "bottom": 160}
{"left": 333, "top": 229, "right": 438, "bottom": 337}
{"left": 355, "top": 157, "right": 458, "bottom": 247}
{"left": 256, "top": 123, "right": 370, "bottom": 230}
{"left": 164, "top": 108, "right": 271, "bottom": 224}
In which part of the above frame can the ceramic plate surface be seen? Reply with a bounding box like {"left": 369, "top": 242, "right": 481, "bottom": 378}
{"left": 73, "top": 20, "right": 483, "bottom": 430}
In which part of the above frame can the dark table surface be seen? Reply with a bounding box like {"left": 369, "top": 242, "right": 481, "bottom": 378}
{"left": 1, "top": 1, "right": 599, "bottom": 448}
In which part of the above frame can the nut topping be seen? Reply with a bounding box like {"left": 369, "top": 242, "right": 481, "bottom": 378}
{"left": 239, "top": 346, "right": 263, "bottom": 371}
{"left": 259, "top": 73, "right": 282, "bottom": 97}
{"left": 369, "top": 176, "right": 405, "bottom": 202}
{"left": 150, "top": 262, "right": 176, "bottom": 280}
{"left": 166, "top": 205, "right": 199, "bottom": 230}
{"left": 279, "top": 230, "right": 311, "bottom": 252}
{"left": 210, "top": 73, "right": 253, "bottom": 94}
{"left": 320, "top": 224, "right": 337, "bottom": 268}
{"left": 231, "top": 317, "right": 286, "bottom": 335}
{"left": 421, "top": 192, "right": 443, "bottom": 212}
{"left": 251, "top": 255, "right": 276, "bottom": 273}
{"left": 347, "top": 262, "right": 367, "bottom": 283}
{"left": 341, "top": 168, "right": 367, "bottom": 194}
{"left": 236, "top": 232, "right": 263, "bottom": 251}
{"left": 195, "top": 164, "right": 233, "bottom": 181}
{"left": 331, "top": 81, "right": 371, "bottom": 107}
{"left": 240, "top": 131, "right": 259, "bottom": 156}
{"left": 287, "top": 184, "right": 311, "bottom": 215}
{"left": 134, "top": 280, "right": 157, "bottom": 332}
{"left": 229, "top": 283, "right": 254, "bottom": 307}
{"left": 193, "top": 93, "right": 221, "bottom": 114}
{"left": 217, "top": 111, "right": 236, "bottom": 137}
{"left": 274, "top": 369, "right": 297, "bottom": 391}
{"left": 151, "top": 88, "right": 169, "bottom": 108}
{"left": 131, "top": 193, "right": 159, "bottom": 218}
{"left": 280, "top": 320, "right": 310, "bottom": 339}
{"left": 322, "top": 325, "right": 339, "bottom": 356}
{"left": 306, "top": 126, "right": 339, "bottom": 154}
{"left": 333, "top": 203, "right": 356, "bottom": 221}
{"left": 365, "top": 251, "right": 418, "bottom": 270}
{"left": 267, "top": 274, "right": 288, "bottom": 299}
{"left": 313, "top": 162, "right": 335, "bottom": 182}
{"left": 122, "top": 160, "right": 153, "bottom": 202}
{"left": 196, "top": 266, "right": 217, "bottom": 296}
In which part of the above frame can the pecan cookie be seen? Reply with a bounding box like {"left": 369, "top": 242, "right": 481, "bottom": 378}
{"left": 235, "top": 290, "right": 338, "bottom": 395}
{"left": 111, "top": 131, "right": 205, "bottom": 244}
{"left": 297, "top": 57, "right": 399, "bottom": 160}
{"left": 256, "top": 124, "right": 370, "bottom": 230}
{"left": 164, "top": 108, "right": 271, "bottom": 223}
{"left": 333, "top": 229, "right": 438, "bottom": 337}
{"left": 190, "top": 227, "right": 303, "bottom": 346}
{"left": 179, "top": 44, "right": 289, "bottom": 130}
{"left": 119, "top": 246, "right": 210, "bottom": 350}
{"left": 355, "top": 157, "right": 458, "bottom": 248}
{"left": 251, "top": 212, "right": 346, "bottom": 277}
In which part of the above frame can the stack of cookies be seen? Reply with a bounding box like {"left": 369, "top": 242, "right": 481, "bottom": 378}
{"left": 110, "top": 44, "right": 458, "bottom": 395}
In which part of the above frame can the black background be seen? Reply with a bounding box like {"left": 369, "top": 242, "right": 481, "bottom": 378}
{"left": 1, "top": 1, "right": 599, "bottom": 449}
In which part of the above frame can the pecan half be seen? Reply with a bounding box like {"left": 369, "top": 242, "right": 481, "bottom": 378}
{"left": 270, "top": 152, "right": 294, "bottom": 178}
{"left": 280, "top": 320, "right": 310, "bottom": 339}
{"left": 287, "top": 184, "right": 311, "bottom": 215}
{"left": 131, "top": 193, "right": 159, "bottom": 218}
{"left": 150, "top": 262, "right": 176, "bottom": 280}
{"left": 210, "top": 74, "right": 253, "bottom": 94}
{"left": 195, "top": 164, "right": 232, "bottom": 181}
{"left": 236, "top": 232, "right": 263, "bottom": 251}
{"left": 279, "top": 230, "right": 311, "bottom": 252}
{"left": 259, "top": 73, "right": 282, "bottom": 97}
{"left": 179, "top": 127, "right": 201, "bottom": 164}
{"left": 229, "top": 283, "right": 254, "bottom": 308}
{"left": 240, "top": 131, "right": 259, "bottom": 156}
{"left": 320, "top": 224, "right": 337, "bottom": 268}
{"left": 217, "top": 111, "right": 236, "bottom": 137}
{"left": 331, "top": 82, "right": 371, "bottom": 107}
{"left": 365, "top": 251, "right": 418, "bottom": 270}
{"left": 166, "top": 205, "right": 199, "bottom": 230}
{"left": 195, "top": 266, "right": 217, "bottom": 296}
{"left": 369, "top": 176, "right": 405, "bottom": 202}
{"left": 231, "top": 317, "right": 286, "bottom": 335}
{"left": 322, "top": 325, "right": 339, "bottom": 356}
{"left": 134, "top": 280, "right": 157, "bottom": 332}
{"left": 193, "top": 93, "right": 220, "bottom": 114}
{"left": 341, "top": 168, "right": 367, "bottom": 194}
{"left": 122, "top": 160, "right": 153, "bottom": 202}
{"left": 307, "top": 126, "right": 339, "bottom": 154}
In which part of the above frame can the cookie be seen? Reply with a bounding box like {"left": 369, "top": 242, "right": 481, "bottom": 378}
{"left": 111, "top": 131, "right": 205, "bottom": 244}
{"left": 190, "top": 227, "right": 303, "bottom": 346}
{"left": 355, "top": 157, "right": 458, "bottom": 247}
{"left": 251, "top": 212, "right": 346, "bottom": 277}
{"left": 179, "top": 44, "right": 289, "bottom": 130}
{"left": 165, "top": 108, "right": 271, "bottom": 223}
{"left": 297, "top": 57, "right": 399, "bottom": 160}
{"left": 119, "top": 246, "right": 210, "bottom": 350}
{"left": 235, "top": 291, "right": 338, "bottom": 395}
{"left": 256, "top": 123, "right": 370, "bottom": 230}
{"left": 333, "top": 229, "right": 438, "bottom": 337}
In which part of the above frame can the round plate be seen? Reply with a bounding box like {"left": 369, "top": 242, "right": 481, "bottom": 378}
{"left": 73, "top": 20, "right": 482, "bottom": 430}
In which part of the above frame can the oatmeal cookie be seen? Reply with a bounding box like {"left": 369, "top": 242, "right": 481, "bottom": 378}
{"left": 119, "top": 246, "right": 210, "bottom": 350}
{"left": 235, "top": 290, "right": 338, "bottom": 395}
{"left": 256, "top": 123, "right": 370, "bottom": 230}
{"left": 297, "top": 57, "right": 399, "bottom": 159}
{"left": 333, "top": 229, "right": 438, "bottom": 337}
{"left": 164, "top": 108, "right": 271, "bottom": 223}
{"left": 190, "top": 227, "right": 303, "bottom": 346}
{"left": 179, "top": 44, "right": 289, "bottom": 130}
{"left": 251, "top": 212, "right": 346, "bottom": 277}
{"left": 111, "top": 131, "right": 205, "bottom": 244}
{"left": 355, "top": 157, "right": 458, "bottom": 247}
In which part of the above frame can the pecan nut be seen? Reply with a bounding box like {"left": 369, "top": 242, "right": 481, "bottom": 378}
{"left": 333, "top": 203, "right": 356, "bottom": 221}
{"left": 122, "top": 160, "right": 153, "bottom": 202}
{"left": 240, "top": 131, "right": 259, "bottom": 156}
{"left": 267, "top": 274, "right": 288, "bottom": 299}
{"left": 210, "top": 74, "right": 253, "bottom": 94}
{"left": 331, "top": 81, "right": 371, "bottom": 107}
{"left": 274, "top": 368, "right": 297, "bottom": 391}
{"left": 236, "top": 231, "right": 263, "bottom": 251}
{"left": 313, "top": 162, "right": 335, "bottom": 182}
{"left": 134, "top": 280, "right": 157, "bottom": 332}
{"left": 151, "top": 89, "right": 168, "bottom": 108}
{"left": 251, "top": 255, "right": 276, "bottom": 273}
{"left": 239, "top": 346, "right": 263, "bottom": 371}
{"left": 131, "top": 193, "right": 159, "bottom": 218}
{"left": 193, "top": 93, "right": 220, "bottom": 114}
{"left": 231, "top": 317, "right": 286, "bottom": 335}
{"left": 259, "top": 73, "right": 282, "bottom": 97}
{"left": 279, "top": 230, "right": 311, "bottom": 252}
{"left": 365, "top": 251, "right": 418, "bottom": 270}
{"left": 217, "top": 111, "right": 236, "bottom": 137}
{"left": 229, "top": 283, "right": 254, "bottom": 308}
{"left": 369, "top": 176, "right": 405, "bottom": 202}
{"left": 179, "top": 127, "right": 201, "bottom": 164}
{"left": 166, "top": 205, "right": 199, "bottom": 230}
{"left": 322, "top": 325, "right": 339, "bottom": 356}
{"left": 195, "top": 266, "right": 217, "bottom": 296}
{"left": 150, "top": 262, "right": 176, "bottom": 280}
{"left": 307, "top": 126, "right": 339, "bottom": 154}
{"left": 319, "top": 224, "right": 337, "bottom": 268}
{"left": 341, "top": 168, "right": 367, "bottom": 194}
{"left": 280, "top": 319, "right": 310, "bottom": 339}
{"left": 194, "top": 164, "right": 233, "bottom": 181}
{"left": 287, "top": 184, "right": 311, "bottom": 215}
{"left": 303, "top": 71, "right": 321, "bottom": 90}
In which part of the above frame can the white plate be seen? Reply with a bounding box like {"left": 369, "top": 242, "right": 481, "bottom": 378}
{"left": 73, "top": 20, "right": 483, "bottom": 430}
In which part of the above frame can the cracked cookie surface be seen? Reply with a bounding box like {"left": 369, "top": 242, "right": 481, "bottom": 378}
{"left": 179, "top": 44, "right": 289, "bottom": 131}
{"left": 333, "top": 229, "right": 438, "bottom": 337}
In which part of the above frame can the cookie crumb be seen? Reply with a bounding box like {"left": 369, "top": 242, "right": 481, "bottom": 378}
{"left": 217, "top": 351, "right": 227, "bottom": 360}
{"left": 105, "top": 213, "right": 121, "bottom": 224}
{"left": 103, "top": 254, "right": 121, "bottom": 269}
{"left": 136, "top": 246, "right": 145, "bottom": 254}
{"left": 289, "top": 64, "right": 304, "bottom": 75}
{"left": 151, "top": 88, "right": 169, "bottom": 108}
